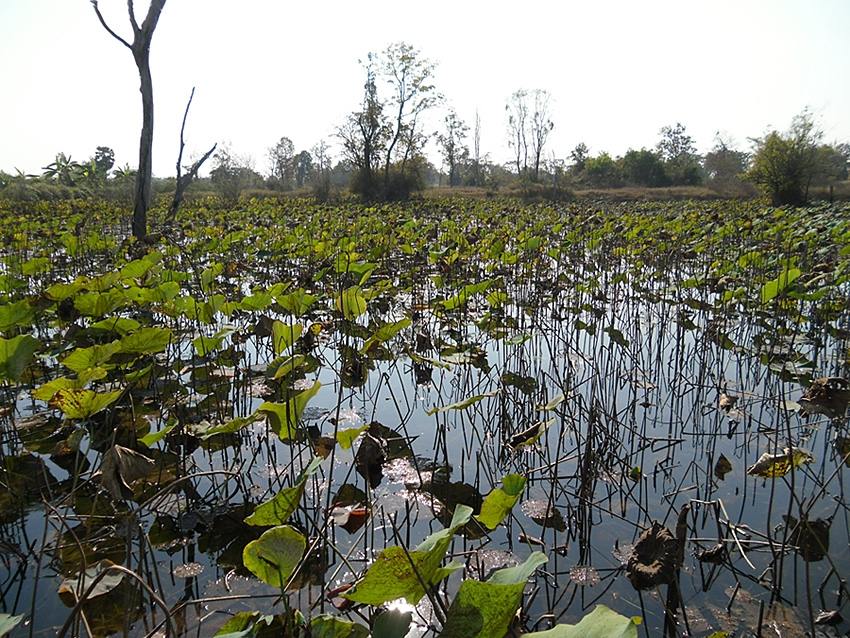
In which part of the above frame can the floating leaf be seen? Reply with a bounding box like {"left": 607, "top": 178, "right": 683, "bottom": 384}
{"left": 714, "top": 454, "right": 733, "bottom": 480}
{"left": 523, "top": 605, "right": 641, "bottom": 637}
{"left": 0, "top": 334, "right": 40, "bottom": 382}
{"left": 242, "top": 525, "right": 306, "bottom": 588}
{"left": 99, "top": 445, "right": 155, "bottom": 500}
{"left": 58, "top": 560, "right": 124, "bottom": 600}
{"left": 569, "top": 565, "right": 600, "bottom": 587}
{"left": 0, "top": 614, "right": 24, "bottom": 637}
{"left": 477, "top": 474, "right": 526, "bottom": 530}
{"left": 426, "top": 390, "right": 498, "bottom": 416}
{"left": 746, "top": 447, "right": 813, "bottom": 478}
{"left": 173, "top": 562, "right": 204, "bottom": 578}
{"left": 508, "top": 419, "right": 554, "bottom": 449}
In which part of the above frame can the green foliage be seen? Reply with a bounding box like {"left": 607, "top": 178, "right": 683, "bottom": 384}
{"left": 242, "top": 525, "right": 306, "bottom": 588}
{"left": 524, "top": 605, "right": 641, "bottom": 637}
{"left": 476, "top": 473, "right": 526, "bottom": 529}
{"left": 0, "top": 334, "right": 40, "bottom": 381}
{"left": 747, "top": 110, "right": 823, "bottom": 206}
{"left": 440, "top": 553, "right": 547, "bottom": 638}
{"left": 621, "top": 148, "right": 667, "bottom": 187}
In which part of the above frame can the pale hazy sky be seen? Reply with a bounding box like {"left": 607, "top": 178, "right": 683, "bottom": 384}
{"left": 1, "top": 0, "right": 848, "bottom": 177}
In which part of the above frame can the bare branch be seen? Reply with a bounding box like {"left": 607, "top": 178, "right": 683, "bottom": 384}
{"left": 90, "top": 1, "right": 132, "bottom": 50}
{"left": 126, "top": 0, "right": 140, "bottom": 35}
{"left": 166, "top": 86, "right": 215, "bottom": 224}
{"left": 140, "top": 0, "right": 166, "bottom": 39}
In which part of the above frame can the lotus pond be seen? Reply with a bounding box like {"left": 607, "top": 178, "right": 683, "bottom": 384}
{"left": 1, "top": 197, "right": 850, "bottom": 637}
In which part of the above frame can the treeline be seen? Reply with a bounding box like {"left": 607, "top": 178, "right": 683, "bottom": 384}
{"left": 2, "top": 40, "right": 848, "bottom": 207}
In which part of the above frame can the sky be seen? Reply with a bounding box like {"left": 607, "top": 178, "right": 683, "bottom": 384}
{"left": 1, "top": 0, "right": 848, "bottom": 177}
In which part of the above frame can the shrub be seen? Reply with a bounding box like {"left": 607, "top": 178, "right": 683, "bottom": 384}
{"left": 747, "top": 110, "right": 822, "bottom": 206}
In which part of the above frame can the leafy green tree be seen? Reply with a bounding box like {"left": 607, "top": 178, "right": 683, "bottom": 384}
{"left": 338, "top": 54, "right": 388, "bottom": 198}
{"left": 657, "top": 123, "right": 703, "bottom": 185}
{"left": 93, "top": 146, "right": 115, "bottom": 176}
{"left": 210, "top": 145, "right": 261, "bottom": 204}
{"left": 267, "top": 136, "right": 295, "bottom": 189}
{"left": 436, "top": 109, "right": 469, "bottom": 187}
{"left": 582, "top": 153, "right": 623, "bottom": 187}
{"left": 747, "top": 110, "right": 822, "bottom": 205}
{"left": 621, "top": 148, "right": 667, "bottom": 186}
{"left": 380, "top": 42, "right": 441, "bottom": 193}
{"left": 703, "top": 135, "right": 748, "bottom": 187}
{"left": 570, "top": 143, "right": 589, "bottom": 174}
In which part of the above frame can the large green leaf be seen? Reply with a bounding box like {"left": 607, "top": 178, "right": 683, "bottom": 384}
{"left": 277, "top": 288, "right": 317, "bottom": 317}
{"left": 0, "top": 300, "right": 34, "bottom": 333}
{"left": 476, "top": 474, "right": 526, "bottom": 530}
{"left": 193, "top": 328, "right": 233, "bottom": 357}
{"left": 242, "top": 525, "right": 306, "bottom": 588}
{"left": 271, "top": 321, "right": 303, "bottom": 355}
{"left": 523, "top": 605, "right": 641, "bottom": 637}
{"left": 344, "top": 505, "right": 472, "bottom": 606}
{"left": 244, "top": 457, "right": 323, "bottom": 526}
{"left": 761, "top": 267, "right": 801, "bottom": 303}
{"left": 441, "top": 553, "right": 546, "bottom": 638}
{"left": 0, "top": 334, "right": 40, "bottom": 382}
{"left": 61, "top": 341, "right": 120, "bottom": 374}
{"left": 258, "top": 380, "right": 322, "bottom": 440}
{"left": 74, "top": 290, "right": 126, "bottom": 317}
{"left": 309, "top": 615, "right": 369, "bottom": 638}
{"left": 53, "top": 388, "right": 122, "bottom": 419}
{"left": 335, "top": 286, "right": 367, "bottom": 320}
{"left": 119, "top": 327, "right": 172, "bottom": 355}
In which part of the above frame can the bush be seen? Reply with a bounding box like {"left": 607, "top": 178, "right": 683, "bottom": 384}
{"left": 747, "top": 110, "right": 822, "bottom": 206}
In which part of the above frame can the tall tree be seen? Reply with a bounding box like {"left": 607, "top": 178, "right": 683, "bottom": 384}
{"left": 436, "top": 109, "right": 469, "bottom": 187}
{"left": 471, "top": 110, "right": 482, "bottom": 186}
{"left": 267, "top": 136, "right": 295, "bottom": 188}
{"left": 380, "top": 43, "right": 440, "bottom": 190}
{"left": 338, "top": 54, "right": 388, "bottom": 198}
{"left": 506, "top": 90, "right": 529, "bottom": 176}
{"left": 529, "top": 90, "right": 554, "bottom": 181}
{"left": 90, "top": 0, "right": 166, "bottom": 240}
{"left": 657, "top": 122, "right": 702, "bottom": 185}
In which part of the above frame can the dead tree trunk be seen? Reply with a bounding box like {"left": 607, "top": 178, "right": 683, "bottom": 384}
{"left": 166, "top": 88, "right": 216, "bottom": 225}
{"left": 91, "top": 0, "right": 166, "bottom": 241}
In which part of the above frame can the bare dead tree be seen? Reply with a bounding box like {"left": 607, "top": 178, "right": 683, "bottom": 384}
{"left": 166, "top": 88, "right": 216, "bottom": 226}
{"left": 506, "top": 90, "right": 529, "bottom": 176}
{"left": 530, "top": 89, "right": 555, "bottom": 181}
{"left": 90, "top": 0, "right": 166, "bottom": 240}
